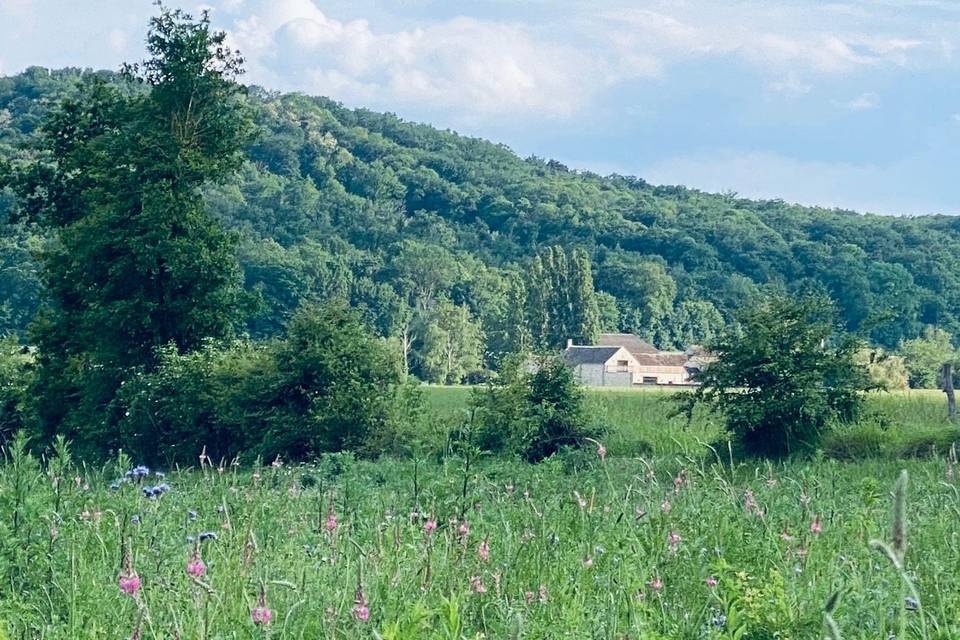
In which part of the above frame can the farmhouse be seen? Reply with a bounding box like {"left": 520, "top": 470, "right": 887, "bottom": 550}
{"left": 563, "top": 333, "right": 705, "bottom": 387}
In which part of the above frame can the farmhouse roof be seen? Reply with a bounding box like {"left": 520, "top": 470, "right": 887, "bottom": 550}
{"left": 633, "top": 352, "right": 690, "bottom": 367}
{"left": 563, "top": 346, "right": 623, "bottom": 366}
{"left": 597, "top": 333, "right": 658, "bottom": 355}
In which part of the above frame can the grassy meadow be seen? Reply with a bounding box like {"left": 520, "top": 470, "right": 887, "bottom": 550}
{"left": 2, "top": 388, "right": 960, "bottom": 639}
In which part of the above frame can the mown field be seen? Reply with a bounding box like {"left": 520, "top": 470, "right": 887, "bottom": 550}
{"left": 1, "top": 389, "right": 959, "bottom": 639}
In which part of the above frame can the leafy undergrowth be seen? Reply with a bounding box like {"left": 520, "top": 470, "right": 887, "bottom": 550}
{"left": 1, "top": 437, "right": 958, "bottom": 638}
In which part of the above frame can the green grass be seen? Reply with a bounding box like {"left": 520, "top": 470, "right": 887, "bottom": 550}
{"left": 3, "top": 441, "right": 960, "bottom": 638}
{"left": 423, "top": 386, "right": 958, "bottom": 460}
{"left": 2, "top": 390, "right": 959, "bottom": 638}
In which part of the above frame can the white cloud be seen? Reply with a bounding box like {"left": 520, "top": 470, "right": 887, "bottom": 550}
{"left": 642, "top": 149, "right": 956, "bottom": 216}
{"left": 107, "top": 29, "right": 128, "bottom": 53}
{"left": 768, "top": 71, "right": 812, "bottom": 95}
{"left": 224, "top": 0, "right": 616, "bottom": 120}
{"left": 836, "top": 92, "right": 880, "bottom": 111}
{"left": 0, "top": 0, "right": 32, "bottom": 15}
{"left": 600, "top": 4, "right": 946, "bottom": 76}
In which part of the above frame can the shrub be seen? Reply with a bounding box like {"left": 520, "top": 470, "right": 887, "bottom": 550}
{"left": 257, "top": 303, "right": 403, "bottom": 459}
{"left": 117, "top": 339, "right": 271, "bottom": 465}
{"left": 471, "top": 354, "right": 599, "bottom": 462}
{"left": 0, "top": 337, "right": 32, "bottom": 444}
{"left": 678, "top": 293, "right": 874, "bottom": 458}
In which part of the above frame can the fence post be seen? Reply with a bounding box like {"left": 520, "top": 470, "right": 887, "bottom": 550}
{"left": 943, "top": 362, "right": 956, "bottom": 421}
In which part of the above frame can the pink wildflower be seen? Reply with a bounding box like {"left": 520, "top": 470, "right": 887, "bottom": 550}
{"left": 478, "top": 539, "right": 490, "bottom": 562}
{"left": 186, "top": 551, "right": 206, "bottom": 578}
{"left": 424, "top": 517, "right": 438, "bottom": 536}
{"left": 469, "top": 576, "right": 486, "bottom": 594}
{"left": 538, "top": 584, "right": 548, "bottom": 603}
{"left": 597, "top": 443, "right": 607, "bottom": 461}
{"left": 525, "top": 591, "right": 535, "bottom": 604}
{"left": 667, "top": 531, "right": 682, "bottom": 550}
{"left": 649, "top": 577, "right": 663, "bottom": 592}
{"left": 352, "top": 589, "right": 370, "bottom": 622}
{"left": 325, "top": 510, "right": 338, "bottom": 533}
{"left": 810, "top": 515, "right": 822, "bottom": 535}
{"left": 660, "top": 499, "right": 672, "bottom": 513}
{"left": 251, "top": 587, "right": 272, "bottom": 625}
{"left": 118, "top": 574, "right": 141, "bottom": 596}
{"left": 457, "top": 520, "right": 470, "bottom": 539}
{"left": 705, "top": 576, "right": 718, "bottom": 588}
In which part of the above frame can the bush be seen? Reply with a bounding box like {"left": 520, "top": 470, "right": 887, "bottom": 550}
{"left": 117, "top": 339, "right": 271, "bottom": 465}
{"left": 257, "top": 303, "right": 404, "bottom": 459}
{"left": 471, "top": 354, "right": 599, "bottom": 462}
{"left": 0, "top": 337, "right": 32, "bottom": 444}
{"left": 679, "top": 293, "right": 874, "bottom": 458}
{"left": 117, "top": 303, "right": 414, "bottom": 464}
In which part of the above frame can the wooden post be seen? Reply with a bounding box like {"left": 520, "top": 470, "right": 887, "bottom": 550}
{"left": 943, "top": 362, "right": 956, "bottom": 421}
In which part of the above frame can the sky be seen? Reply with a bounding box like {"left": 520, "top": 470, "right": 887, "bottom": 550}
{"left": 1, "top": 0, "right": 958, "bottom": 216}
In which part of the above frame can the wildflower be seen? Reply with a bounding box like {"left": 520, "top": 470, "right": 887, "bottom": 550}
{"left": 596, "top": 443, "right": 607, "bottom": 461}
{"left": 649, "top": 576, "right": 663, "bottom": 592}
{"left": 667, "top": 531, "right": 682, "bottom": 551}
{"left": 251, "top": 587, "right": 272, "bottom": 625}
{"left": 271, "top": 455, "right": 282, "bottom": 469}
{"left": 505, "top": 484, "right": 515, "bottom": 495}
{"left": 810, "top": 515, "right": 822, "bottom": 536}
{"left": 325, "top": 510, "right": 338, "bottom": 534}
{"left": 424, "top": 517, "right": 437, "bottom": 536}
{"left": 946, "top": 462, "right": 954, "bottom": 480}
{"left": 478, "top": 539, "right": 490, "bottom": 562}
{"left": 525, "top": 591, "right": 535, "bottom": 604}
{"left": 186, "top": 551, "right": 206, "bottom": 578}
{"left": 765, "top": 476, "right": 777, "bottom": 488}
{"left": 673, "top": 469, "right": 688, "bottom": 492}
{"left": 457, "top": 520, "right": 470, "bottom": 539}
{"left": 582, "top": 555, "right": 593, "bottom": 568}
{"left": 538, "top": 584, "right": 548, "bottom": 603}
{"left": 469, "top": 576, "right": 487, "bottom": 594}
{"left": 780, "top": 527, "right": 794, "bottom": 542}
{"left": 50, "top": 527, "right": 59, "bottom": 540}
{"left": 352, "top": 588, "right": 370, "bottom": 621}
{"left": 119, "top": 573, "right": 141, "bottom": 596}
{"left": 660, "top": 499, "right": 671, "bottom": 513}
{"left": 705, "top": 576, "right": 718, "bottom": 588}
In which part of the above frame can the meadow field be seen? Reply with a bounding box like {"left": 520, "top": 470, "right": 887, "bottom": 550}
{"left": 2, "top": 389, "right": 959, "bottom": 638}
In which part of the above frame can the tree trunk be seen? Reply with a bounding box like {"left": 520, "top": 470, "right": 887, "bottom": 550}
{"left": 943, "top": 362, "right": 956, "bottom": 421}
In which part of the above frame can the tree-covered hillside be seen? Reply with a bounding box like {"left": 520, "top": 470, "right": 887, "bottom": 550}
{"left": 3, "top": 66, "right": 960, "bottom": 382}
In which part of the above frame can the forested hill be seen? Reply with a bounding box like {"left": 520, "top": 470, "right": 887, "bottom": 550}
{"left": 3, "top": 66, "right": 960, "bottom": 381}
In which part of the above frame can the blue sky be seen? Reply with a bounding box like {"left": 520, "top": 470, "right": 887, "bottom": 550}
{"left": 1, "top": 0, "right": 958, "bottom": 215}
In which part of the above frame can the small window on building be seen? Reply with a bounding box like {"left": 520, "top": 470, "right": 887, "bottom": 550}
{"left": 616, "top": 359, "right": 629, "bottom": 372}
{"left": 642, "top": 376, "right": 658, "bottom": 385}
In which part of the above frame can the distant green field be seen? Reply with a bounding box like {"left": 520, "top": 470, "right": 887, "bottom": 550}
{"left": 423, "top": 385, "right": 959, "bottom": 459}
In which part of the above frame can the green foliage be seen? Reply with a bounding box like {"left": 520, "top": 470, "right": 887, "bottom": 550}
{"left": 5, "top": 56, "right": 960, "bottom": 362}
{"left": 117, "top": 339, "right": 271, "bottom": 465}
{"left": 855, "top": 347, "right": 909, "bottom": 390}
{"left": 471, "top": 354, "right": 598, "bottom": 462}
{"left": 899, "top": 326, "right": 956, "bottom": 389}
{"left": 0, "top": 338, "right": 32, "bottom": 443}
{"left": 258, "top": 303, "right": 403, "bottom": 459}
{"left": 9, "top": 8, "right": 254, "bottom": 448}
{"left": 681, "top": 293, "right": 874, "bottom": 458}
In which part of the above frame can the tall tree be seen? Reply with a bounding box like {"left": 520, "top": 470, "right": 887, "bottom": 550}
{"left": 568, "top": 248, "right": 600, "bottom": 345}
{"left": 13, "top": 8, "right": 254, "bottom": 444}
